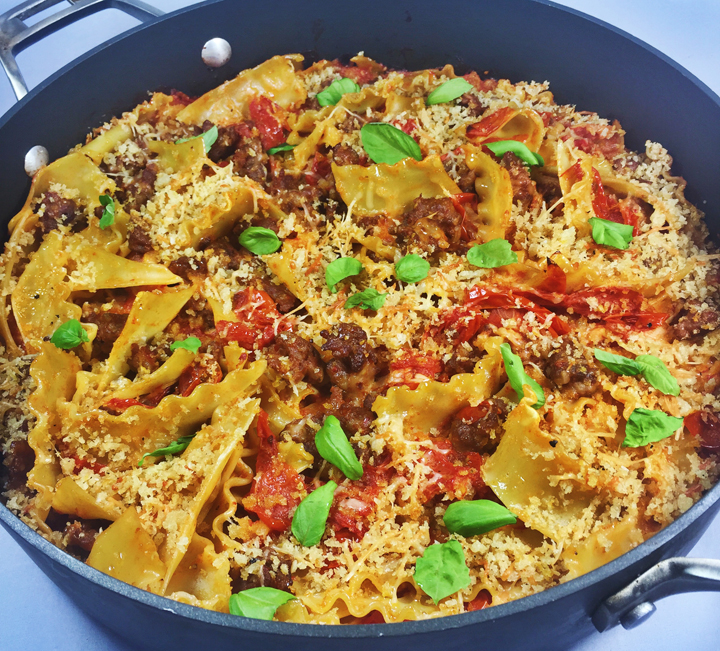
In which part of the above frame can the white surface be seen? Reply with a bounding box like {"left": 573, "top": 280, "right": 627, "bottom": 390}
{"left": 1, "top": 1, "right": 719, "bottom": 650}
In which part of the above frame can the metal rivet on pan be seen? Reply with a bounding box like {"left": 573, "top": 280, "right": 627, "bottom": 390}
{"left": 202, "top": 38, "right": 232, "bottom": 68}
{"left": 24, "top": 145, "right": 49, "bottom": 177}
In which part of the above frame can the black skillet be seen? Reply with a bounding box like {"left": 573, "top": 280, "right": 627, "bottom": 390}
{"left": 1, "top": 1, "right": 720, "bottom": 649}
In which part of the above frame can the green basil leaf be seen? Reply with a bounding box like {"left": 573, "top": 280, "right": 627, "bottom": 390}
{"left": 443, "top": 500, "right": 517, "bottom": 537}
{"left": 594, "top": 349, "right": 642, "bottom": 376}
{"left": 267, "top": 143, "right": 296, "bottom": 155}
{"left": 466, "top": 239, "right": 518, "bottom": 268}
{"left": 138, "top": 434, "right": 195, "bottom": 467}
{"left": 238, "top": 226, "right": 282, "bottom": 255}
{"left": 426, "top": 77, "right": 474, "bottom": 106}
{"left": 500, "top": 342, "right": 545, "bottom": 409}
{"left": 484, "top": 140, "right": 544, "bottom": 167}
{"left": 360, "top": 122, "right": 422, "bottom": 165}
{"left": 414, "top": 540, "right": 470, "bottom": 603}
{"left": 344, "top": 288, "right": 386, "bottom": 311}
{"left": 325, "top": 257, "right": 363, "bottom": 293}
{"left": 175, "top": 125, "right": 219, "bottom": 153}
{"left": 291, "top": 480, "right": 337, "bottom": 546}
{"left": 229, "top": 587, "right": 295, "bottom": 620}
{"left": 170, "top": 336, "right": 202, "bottom": 354}
{"left": 316, "top": 77, "right": 361, "bottom": 107}
{"left": 314, "top": 415, "right": 364, "bottom": 480}
{"left": 589, "top": 216, "right": 633, "bottom": 250}
{"left": 50, "top": 319, "right": 89, "bottom": 350}
{"left": 622, "top": 408, "right": 684, "bottom": 448}
{"left": 635, "top": 355, "right": 680, "bottom": 396}
{"left": 98, "top": 194, "right": 115, "bottom": 229}
{"left": 395, "top": 254, "right": 430, "bottom": 283}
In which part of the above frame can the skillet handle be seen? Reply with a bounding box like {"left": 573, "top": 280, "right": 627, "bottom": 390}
{"left": 0, "top": 0, "right": 163, "bottom": 100}
{"left": 592, "top": 557, "right": 720, "bottom": 632}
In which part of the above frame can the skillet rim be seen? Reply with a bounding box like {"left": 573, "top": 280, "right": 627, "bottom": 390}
{"left": 1, "top": 0, "right": 720, "bottom": 638}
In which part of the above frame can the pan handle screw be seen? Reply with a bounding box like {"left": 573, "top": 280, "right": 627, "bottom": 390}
{"left": 24, "top": 146, "right": 49, "bottom": 177}
{"left": 202, "top": 38, "right": 232, "bottom": 68}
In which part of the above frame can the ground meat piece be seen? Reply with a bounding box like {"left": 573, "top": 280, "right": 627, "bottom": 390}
{"left": 1, "top": 439, "right": 34, "bottom": 492}
{"left": 459, "top": 92, "right": 485, "bottom": 117}
{"left": 533, "top": 170, "right": 563, "bottom": 210}
{"left": 453, "top": 158, "right": 477, "bottom": 193}
{"left": 500, "top": 152, "right": 539, "bottom": 211}
{"left": 332, "top": 143, "right": 362, "bottom": 166}
{"left": 321, "top": 323, "right": 376, "bottom": 374}
{"left": 230, "top": 558, "right": 293, "bottom": 593}
{"left": 117, "top": 163, "right": 158, "bottom": 212}
{"left": 673, "top": 299, "right": 720, "bottom": 340}
{"left": 261, "top": 278, "right": 299, "bottom": 314}
{"left": 337, "top": 113, "right": 363, "bottom": 133}
{"left": 545, "top": 343, "right": 600, "bottom": 397}
{"left": 326, "top": 386, "right": 375, "bottom": 437}
{"left": 127, "top": 343, "right": 165, "bottom": 375}
{"left": 441, "top": 351, "right": 479, "bottom": 380}
{"left": 268, "top": 170, "right": 323, "bottom": 217}
{"left": 392, "top": 197, "right": 469, "bottom": 255}
{"left": 232, "top": 136, "right": 268, "bottom": 183}
{"left": 44, "top": 510, "right": 109, "bottom": 560}
{"left": 63, "top": 520, "right": 100, "bottom": 553}
{"left": 82, "top": 307, "right": 128, "bottom": 360}
{"left": 265, "top": 332, "right": 325, "bottom": 385}
{"left": 128, "top": 224, "right": 155, "bottom": 254}
{"left": 449, "top": 399, "right": 510, "bottom": 454}
{"left": 282, "top": 417, "right": 322, "bottom": 472}
{"left": 202, "top": 236, "right": 248, "bottom": 270}
{"left": 168, "top": 255, "right": 208, "bottom": 281}
{"left": 204, "top": 121, "right": 240, "bottom": 162}
{"left": 38, "top": 191, "right": 85, "bottom": 234}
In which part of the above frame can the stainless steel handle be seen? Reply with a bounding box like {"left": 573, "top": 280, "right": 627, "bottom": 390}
{"left": 0, "top": 0, "right": 163, "bottom": 100}
{"left": 592, "top": 557, "right": 720, "bottom": 632}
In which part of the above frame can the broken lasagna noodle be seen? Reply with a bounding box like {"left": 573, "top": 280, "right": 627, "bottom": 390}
{"left": 1, "top": 53, "right": 719, "bottom": 623}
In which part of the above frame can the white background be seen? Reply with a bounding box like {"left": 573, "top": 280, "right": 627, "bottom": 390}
{"left": 0, "top": 1, "right": 719, "bottom": 649}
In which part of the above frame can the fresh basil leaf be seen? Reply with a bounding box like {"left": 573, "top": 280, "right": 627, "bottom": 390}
{"left": 325, "top": 257, "right": 363, "bottom": 293}
{"left": 229, "top": 587, "right": 295, "bottom": 620}
{"left": 344, "top": 288, "right": 386, "bottom": 311}
{"left": 395, "top": 254, "right": 430, "bottom": 283}
{"left": 138, "top": 434, "right": 195, "bottom": 467}
{"left": 426, "top": 77, "right": 474, "bottom": 106}
{"left": 466, "top": 239, "right": 518, "bottom": 268}
{"left": 314, "top": 415, "right": 364, "bottom": 480}
{"left": 589, "top": 216, "right": 633, "bottom": 250}
{"left": 500, "top": 342, "right": 545, "bottom": 409}
{"left": 238, "top": 226, "right": 282, "bottom": 255}
{"left": 98, "top": 194, "right": 115, "bottom": 229}
{"left": 360, "top": 122, "right": 422, "bottom": 165}
{"left": 484, "top": 140, "right": 544, "bottom": 167}
{"left": 50, "top": 319, "right": 89, "bottom": 350}
{"left": 291, "top": 480, "right": 337, "bottom": 546}
{"left": 635, "top": 355, "right": 680, "bottom": 396}
{"left": 176, "top": 125, "right": 219, "bottom": 153}
{"left": 316, "top": 77, "right": 361, "bottom": 107}
{"left": 414, "top": 540, "right": 470, "bottom": 603}
{"left": 267, "top": 143, "right": 296, "bottom": 155}
{"left": 170, "top": 336, "right": 202, "bottom": 354}
{"left": 622, "top": 408, "right": 684, "bottom": 448}
{"left": 594, "top": 349, "right": 642, "bottom": 376}
{"left": 443, "top": 500, "right": 517, "bottom": 537}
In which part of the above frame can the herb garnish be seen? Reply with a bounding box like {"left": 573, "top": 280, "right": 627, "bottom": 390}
{"left": 414, "top": 540, "right": 470, "bottom": 603}
{"left": 238, "top": 226, "right": 282, "bottom": 255}
{"left": 344, "top": 288, "right": 386, "bottom": 311}
{"left": 229, "top": 587, "right": 296, "bottom": 620}
{"left": 291, "top": 481, "right": 337, "bottom": 546}
{"left": 622, "top": 408, "right": 684, "bottom": 448}
{"left": 314, "top": 416, "right": 364, "bottom": 480}
{"left": 594, "top": 349, "right": 679, "bottom": 396}
{"left": 138, "top": 434, "right": 195, "bottom": 467}
{"left": 360, "top": 122, "right": 422, "bottom": 165}
{"left": 500, "top": 342, "right": 545, "bottom": 409}
{"left": 267, "top": 143, "right": 296, "bottom": 155}
{"left": 98, "top": 194, "right": 115, "bottom": 229}
{"left": 443, "top": 500, "right": 517, "bottom": 537}
{"left": 325, "top": 257, "right": 363, "bottom": 293}
{"left": 485, "top": 140, "right": 544, "bottom": 167}
{"left": 50, "top": 319, "right": 89, "bottom": 350}
{"left": 426, "top": 77, "right": 474, "bottom": 106}
{"left": 317, "top": 78, "right": 361, "bottom": 106}
{"left": 175, "top": 125, "right": 219, "bottom": 153}
{"left": 466, "top": 239, "right": 518, "bottom": 268}
{"left": 589, "top": 216, "right": 633, "bottom": 250}
{"left": 170, "top": 336, "right": 202, "bottom": 355}
{"left": 395, "top": 254, "right": 430, "bottom": 283}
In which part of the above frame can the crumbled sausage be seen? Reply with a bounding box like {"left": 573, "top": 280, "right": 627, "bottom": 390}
{"left": 168, "top": 256, "right": 208, "bottom": 281}
{"left": 38, "top": 191, "right": 86, "bottom": 234}
{"left": 545, "top": 342, "right": 600, "bottom": 397}
{"left": 1, "top": 439, "right": 34, "bottom": 492}
{"left": 332, "top": 144, "right": 362, "bottom": 166}
{"left": 261, "top": 278, "right": 299, "bottom": 314}
{"left": 117, "top": 163, "right": 158, "bottom": 213}
{"left": 266, "top": 332, "right": 325, "bottom": 385}
{"left": 321, "top": 323, "right": 376, "bottom": 374}
{"left": 673, "top": 299, "right": 720, "bottom": 340}
{"left": 128, "top": 224, "right": 155, "bottom": 254}
{"left": 500, "top": 152, "right": 539, "bottom": 211}
{"left": 448, "top": 399, "right": 510, "bottom": 454}
{"left": 392, "top": 197, "right": 471, "bottom": 255}
{"left": 82, "top": 305, "right": 128, "bottom": 360}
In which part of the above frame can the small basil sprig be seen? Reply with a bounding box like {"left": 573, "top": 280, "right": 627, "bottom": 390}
{"left": 170, "top": 336, "right": 202, "bottom": 354}
{"left": 326, "top": 257, "right": 363, "bottom": 293}
{"left": 229, "top": 587, "right": 295, "bottom": 620}
{"left": 485, "top": 140, "right": 544, "bottom": 167}
{"left": 238, "top": 226, "right": 282, "bottom": 255}
{"left": 50, "top": 319, "right": 89, "bottom": 350}
{"left": 317, "top": 77, "right": 361, "bottom": 106}
{"left": 622, "top": 408, "right": 684, "bottom": 448}
{"left": 360, "top": 122, "right": 422, "bottom": 165}
{"left": 98, "top": 194, "right": 115, "bottom": 229}
{"left": 500, "top": 342, "right": 545, "bottom": 409}
{"left": 395, "top": 254, "right": 430, "bottom": 283}
{"left": 466, "top": 239, "right": 518, "bottom": 268}
{"left": 314, "top": 416, "right": 363, "bottom": 480}
{"left": 414, "top": 540, "right": 470, "bottom": 603}
{"left": 589, "top": 216, "right": 633, "bottom": 250}
{"left": 291, "top": 481, "right": 337, "bottom": 546}
{"left": 594, "top": 349, "right": 679, "bottom": 396}
{"left": 443, "top": 500, "right": 517, "bottom": 537}
{"left": 426, "top": 77, "right": 474, "bottom": 106}
{"left": 138, "top": 434, "right": 195, "bottom": 467}
{"left": 176, "top": 125, "right": 219, "bottom": 153}
{"left": 267, "top": 143, "right": 296, "bottom": 155}
{"left": 344, "top": 288, "right": 386, "bottom": 311}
